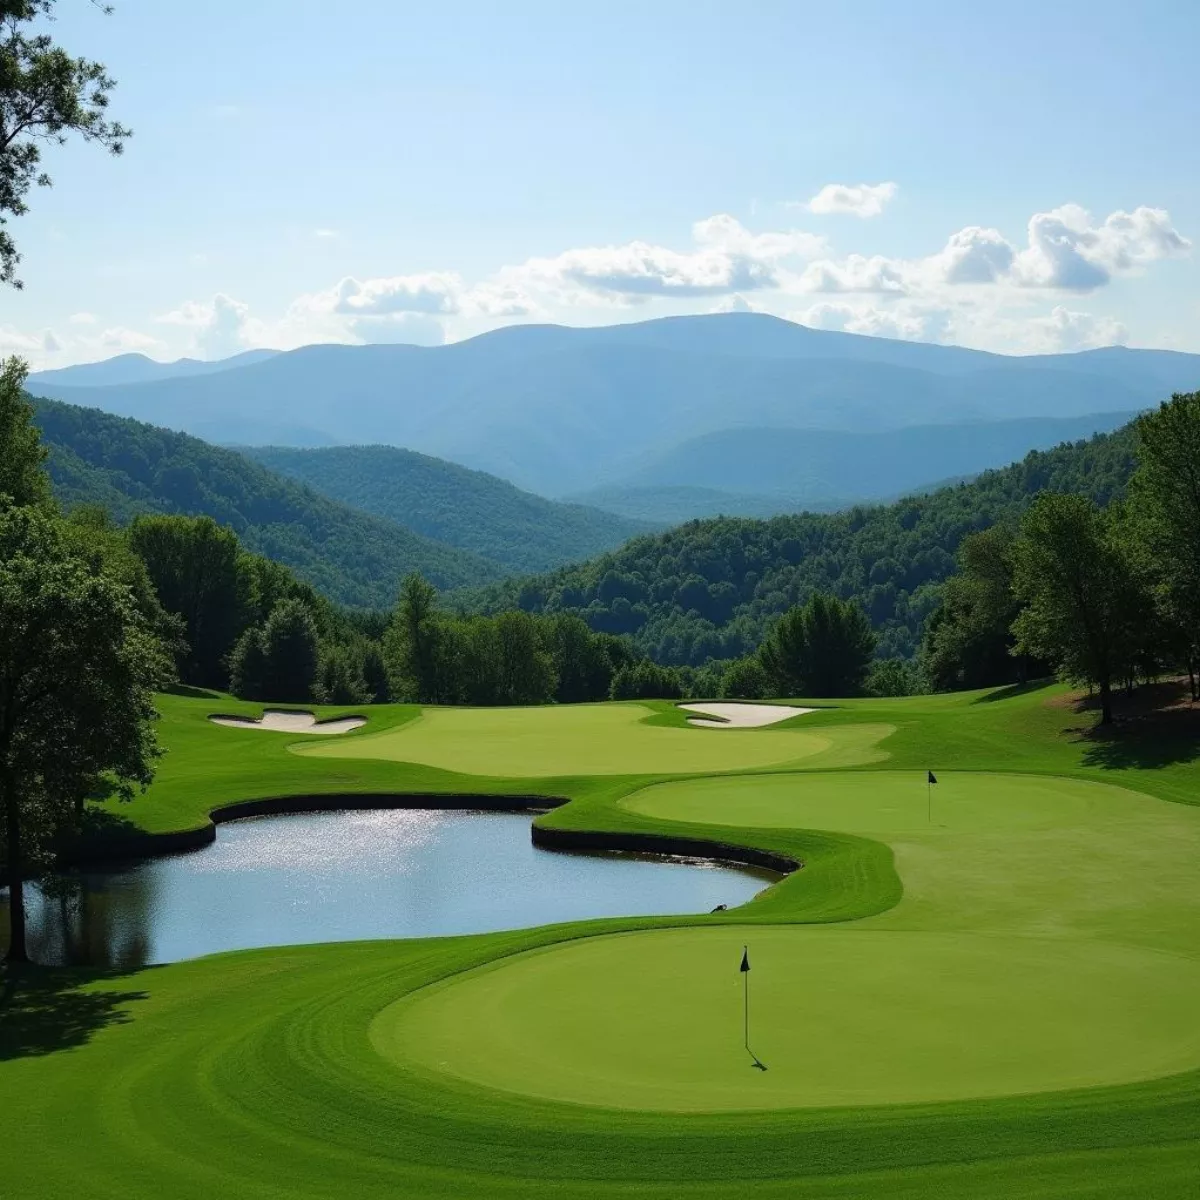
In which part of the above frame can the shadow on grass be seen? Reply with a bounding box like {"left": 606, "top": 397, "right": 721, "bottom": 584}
{"left": 971, "top": 679, "right": 1056, "bottom": 704}
{"left": 0, "top": 965, "right": 152, "bottom": 1060}
{"left": 163, "top": 683, "right": 221, "bottom": 700}
{"left": 1076, "top": 720, "right": 1200, "bottom": 771}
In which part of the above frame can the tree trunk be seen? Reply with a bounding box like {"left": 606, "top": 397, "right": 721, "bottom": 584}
{"left": 3, "top": 772, "right": 28, "bottom": 963}
{"left": 1099, "top": 677, "right": 1114, "bottom": 726}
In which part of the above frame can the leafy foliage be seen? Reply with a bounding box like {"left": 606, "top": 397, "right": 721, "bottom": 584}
{"left": 461, "top": 425, "right": 1138, "bottom": 666}
{"left": 0, "top": 1, "right": 131, "bottom": 287}
{"left": 30, "top": 396, "right": 504, "bottom": 606}
{"left": 758, "top": 594, "right": 876, "bottom": 697}
{"left": 244, "top": 444, "right": 650, "bottom": 574}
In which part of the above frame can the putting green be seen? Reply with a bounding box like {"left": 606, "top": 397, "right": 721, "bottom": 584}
{"left": 376, "top": 925, "right": 1200, "bottom": 1112}
{"left": 620, "top": 771, "right": 1113, "bottom": 833}
{"left": 296, "top": 703, "right": 892, "bottom": 776}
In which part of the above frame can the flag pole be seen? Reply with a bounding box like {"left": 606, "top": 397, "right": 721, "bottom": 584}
{"left": 743, "top": 944, "right": 749, "bottom": 1053}
{"left": 927, "top": 773, "right": 931, "bottom": 824}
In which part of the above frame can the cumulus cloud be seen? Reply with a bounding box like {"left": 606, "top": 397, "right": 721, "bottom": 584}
{"left": 930, "top": 226, "right": 1016, "bottom": 285}
{"left": 68, "top": 311, "right": 98, "bottom": 325}
{"left": 1025, "top": 306, "right": 1129, "bottom": 352}
{"left": 792, "top": 300, "right": 950, "bottom": 343}
{"left": 348, "top": 313, "right": 447, "bottom": 346}
{"left": 332, "top": 272, "right": 462, "bottom": 316}
{"left": 797, "top": 253, "right": 910, "bottom": 294}
{"left": 1014, "top": 204, "right": 1190, "bottom": 291}
{"left": 156, "top": 293, "right": 256, "bottom": 359}
{"left": 77, "top": 326, "right": 162, "bottom": 354}
{"left": 710, "top": 293, "right": 760, "bottom": 314}
{"left": 806, "top": 182, "right": 898, "bottom": 218}
{"left": 514, "top": 215, "right": 825, "bottom": 301}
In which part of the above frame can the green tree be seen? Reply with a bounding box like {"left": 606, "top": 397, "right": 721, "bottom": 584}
{"left": 866, "top": 657, "right": 923, "bottom": 697}
{"left": 1131, "top": 392, "right": 1200, "bottom": 698}
{"left": 921, "top": 526, "right": 1041, "bottom": 691}
{"left": 258, "top": 600, "right": 320, "bottom": 703}
{"left": 314, "top": 643, "right": 370, "bottom": 706}
{"left": 0, "top": 1, "right": 131, "bottom": 288}
{"left": 1011, "top": 494, "right": 1144, "bottom": 725}
{"left": 228, "top": 626, "right": 266, "bottom": 701}
{"left": 720, "top": 657, "right": 768, "bottom": 699}
{"left": 609, "top": 661, "right": 683, "bottom": 700}
{"left": 0, "top": 357, "right": 48, "bottom": 505}
{"left": 758, "top": 593, "right": 876, "bottom": 697}
{"left": 384, "top": 572, "right": 446, "bottom": 702}
{"left": 1, "top": 504, "right": 164, "bottom": 962}
{"left": 128, "top": 514, "right": 249, "bottom": 687}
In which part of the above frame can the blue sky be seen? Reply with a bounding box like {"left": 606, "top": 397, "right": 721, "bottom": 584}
{"left": 2, "top": 0, "right": 1197, "bottom": 365}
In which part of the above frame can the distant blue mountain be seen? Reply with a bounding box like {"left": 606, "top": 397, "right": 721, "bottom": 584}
{"left": 28, "top": 347, "right": 280, "bottom": 389}
{"left": 566, "top": 411, "right": 1140, "bottom": 521}
{"left": 25, "top": 314, "right": 1200, "bottom": 496}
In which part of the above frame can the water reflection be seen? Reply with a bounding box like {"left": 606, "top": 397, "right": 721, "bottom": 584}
{"left": 1, "top": 809, "right": 772, "bottom": 968}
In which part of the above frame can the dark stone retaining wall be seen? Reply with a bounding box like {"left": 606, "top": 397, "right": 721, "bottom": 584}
{"left": 531, "top": 825, "right": 799, "bottom": 876}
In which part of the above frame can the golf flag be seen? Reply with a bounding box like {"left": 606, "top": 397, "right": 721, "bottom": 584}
{"left": 740, "top": 947, "right": 750, "bottom": 973}
{"left": 927, "top": 770, "right": 938, "bottom": 785}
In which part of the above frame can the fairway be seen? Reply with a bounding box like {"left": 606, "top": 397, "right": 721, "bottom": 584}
{"left": 377, "top": 925, "right": 1200, "bottom": 1111}
{"left": 620, "top": 770, "right": 1118, "bottom": 833}
{"left": 296, "top": 702, "right": 893, "bottom": 776}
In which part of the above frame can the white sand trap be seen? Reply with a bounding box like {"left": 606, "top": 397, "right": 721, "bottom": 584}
{"left": 679, "top": 702, "right": 816, "bottom": 728}
{"left": 209, "top": 709, "right": 366, "bottom": 735}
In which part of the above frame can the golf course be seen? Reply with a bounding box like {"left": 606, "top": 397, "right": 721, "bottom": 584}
{"left": 2, "top": 683, "right": 1199, "bottom": 1198}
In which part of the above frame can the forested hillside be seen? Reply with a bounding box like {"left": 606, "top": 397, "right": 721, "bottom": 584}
{"left": 462, "top": 425, "right": 1137, "bottom": 664}
{"left": 32, "top": 398, "right": 504, "bottom": 607}
{"left": 243, "top": 444, "right": 650, "bottom": 573}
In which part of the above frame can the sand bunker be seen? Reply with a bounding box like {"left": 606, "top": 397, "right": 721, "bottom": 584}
{"left": 209, "top": 710, "right": 366, "bottom": 735}
{"left": 679, "top": 702, "right": 815, "bottom": 728}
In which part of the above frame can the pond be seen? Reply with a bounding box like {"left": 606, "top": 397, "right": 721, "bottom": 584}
{"left": 0, "top": 809, "right": 774, "bottom": 969}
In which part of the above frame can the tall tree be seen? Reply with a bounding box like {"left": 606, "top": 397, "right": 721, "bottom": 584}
{"left": 0, "top": 0, "right": 131, "bottom": 288}
{"left": 1131, "top": 392, "right": 1200, "bottom": 698}
{"left": 1, "top": 504, "right": 164, "bottom": 962}
{"left": 758, "top": 593, "right": 876, "bottom": 697}
{"left": 128, "top": 514, "right": 249, "bottom": 687}
{"left": 921, "top": 526, "right": 1040, "bottom": 691}
{"left": 384, "top": 572, "right": 446, "bottom": 703}
{"left": 1010, "top": 494, "right": 1144, "bottom": 725}
{"left": 0, "top": 356, "right": 48, "bottom": 506}
{"left": 258, "top": 599, "right": 320, "bottom": 703}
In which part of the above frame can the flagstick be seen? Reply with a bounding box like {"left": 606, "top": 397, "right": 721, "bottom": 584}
{"left": 927, "top": 775, "right": 931, "bottom": 824}
{"left": 743, "top": 944, "right": 749, "bottom": 1054}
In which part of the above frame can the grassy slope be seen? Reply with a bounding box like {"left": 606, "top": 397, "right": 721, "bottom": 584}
{"left": 2, "top": 684, "right": 1199, "bottom": 1197}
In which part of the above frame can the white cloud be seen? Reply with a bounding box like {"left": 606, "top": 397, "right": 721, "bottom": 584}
{"left": 798, "top": 253, "right": 910, "bottom": 294}
{"left": 1024, "top": 306, "right": 1129, "bottom": 352}
{"left": 930, "top": 226, "right": 1016, "bottom": 285}
{"left": 155, "top": 293, "right": 256, "bottom": 359}
{"left": 710, "top": 293, "right": 760, "bottom": 314}
{"left": 68, "top": 311, "right": 98, "bottom": 325}
{"left": 332, "top": 272, "right": 462, "bottom": 316}
{"left": 78, "top": 326, "right": 162, "bottom": 353}
{"left": 0, "top": 326, "right": 47, "bottom": 354}
{"left": 514, "top": 215, "right": 825, "bottom": 301}
{"left": 806, "top": 182, "right": 898, "bottom": 218}
{"left": 348, "top": 313, "right": 447, "bottom": 346}
{"left": 1014, "top": 204, "right": 1190, "bottom": 291}
{"left": 312, "top": 228, "right": 341, "bottom": 240}
{"left": 792, "top": 300, "right": 950, "bottom": 342}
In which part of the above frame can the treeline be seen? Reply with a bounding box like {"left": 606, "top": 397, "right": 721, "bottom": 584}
{"left": 457, "top": 425, "right": 1137, "bottom": 665}
{"left": 920, "top": 392, "right": 1200, "bottom": 720}
{"left": 30, "top": 396, "right": 504, "bottom": 606}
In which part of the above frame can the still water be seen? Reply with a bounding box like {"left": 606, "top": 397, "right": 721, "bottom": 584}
{"left": 1, "top": 809, "right": 772, "bottom": 968}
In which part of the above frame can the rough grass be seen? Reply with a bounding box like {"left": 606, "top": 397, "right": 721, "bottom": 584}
{"left": 1, "top": 681, "right": 1199, "bottom": 1197}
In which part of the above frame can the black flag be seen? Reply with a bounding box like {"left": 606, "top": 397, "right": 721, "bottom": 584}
{"left": 740, "top": 947, "right": 750, "bottom": 973}
{"left": 927, "top": 771, "right": 938, "bottom": 785}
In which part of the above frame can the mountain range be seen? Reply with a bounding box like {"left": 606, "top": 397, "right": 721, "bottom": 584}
{"left": 31, "top": 398, "right": 646, "bottom": 606}
{"left": 565, "top": 411, "right": 1138, "bottom": 521}
{"left": 27, "top": 314, "right": 1200, "bottom": 498}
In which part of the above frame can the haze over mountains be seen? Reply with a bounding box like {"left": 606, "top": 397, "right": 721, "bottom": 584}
{"left": 27, "top": 315, "right": 1200, "bottom": 516}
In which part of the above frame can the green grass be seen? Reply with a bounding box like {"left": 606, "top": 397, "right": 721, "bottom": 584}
{"left": 294, "top": 701, "right": 892, "bottom": 775}
{"left": 3, "top": 681, "right": 1200, "bottom": 1197}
